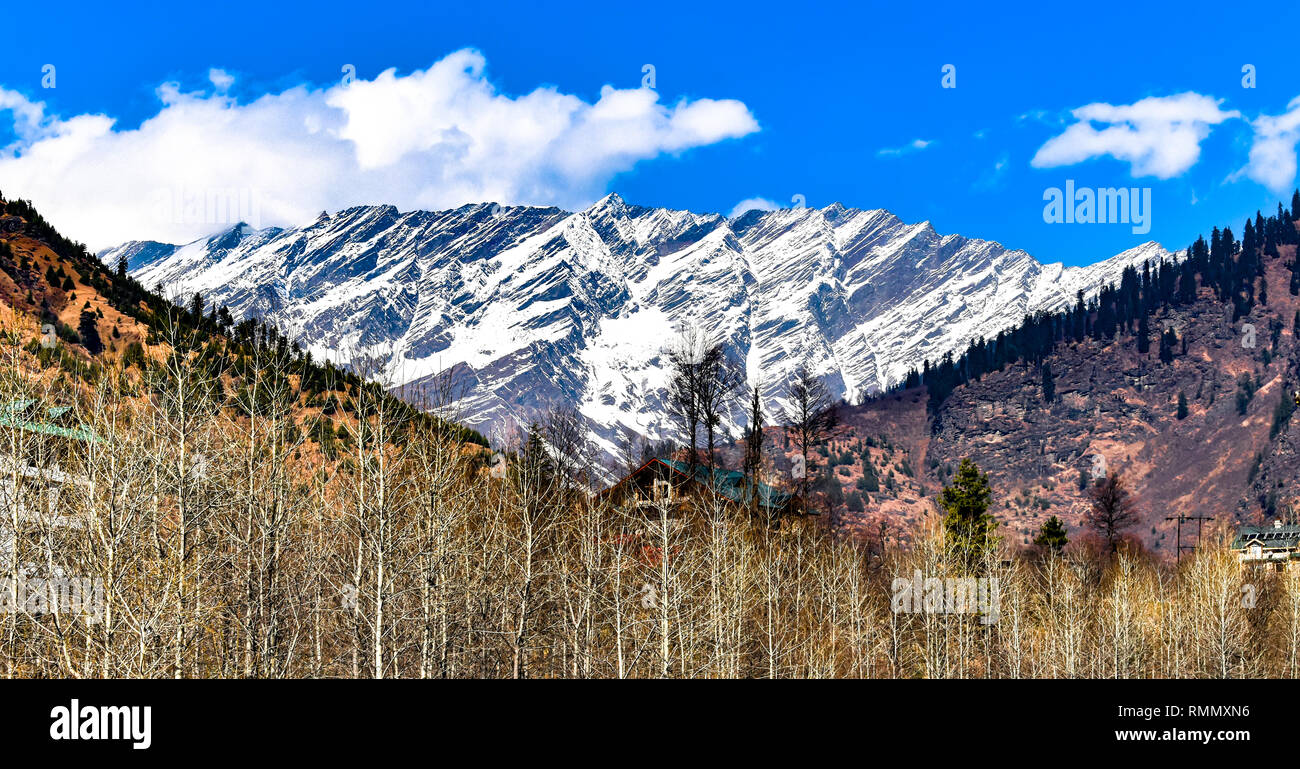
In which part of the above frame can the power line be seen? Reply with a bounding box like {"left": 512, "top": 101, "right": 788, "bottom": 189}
{"left": 1164, "top": 513, "right": 1214, "bottom": 563}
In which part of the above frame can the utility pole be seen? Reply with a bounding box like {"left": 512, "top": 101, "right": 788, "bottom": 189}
{"left": 1164, "top": 513, "right": 1214, "bottom": 563}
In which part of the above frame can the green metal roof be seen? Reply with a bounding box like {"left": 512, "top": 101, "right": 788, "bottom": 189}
{"left": 659, "top": 458, "right": 796, "bottom": 511}
{"left": 1232, "top": 523, "right": 1300, "bottom": 550}
{"left": 0, "top": 399, "right": 97, "bottom": 443}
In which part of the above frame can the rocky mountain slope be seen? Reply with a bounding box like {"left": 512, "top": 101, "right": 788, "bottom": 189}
{"left": 0, "top": 194, "right": 485, "bottom": 462}
{"left": 815, "top": 231, "right": 1300, "bottom": 556}
{"left": 103, "top": 195, "right": 1168, "bottom": 462}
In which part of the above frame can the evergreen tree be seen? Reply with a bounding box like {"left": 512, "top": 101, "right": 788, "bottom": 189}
{"left": 860, "top": 453, "right": 879, "bottom": 493}
{"left": 939, "top": 458, "right": 997, "bottom": 571}
{"left": 743, "top": 383, "right": 764, "bottom": 489}
{"left": 1272, "top": 385, "right": 1295, "bottom": 438}
{"left": 1158, "top": 327, "right": 1176, "bottom": 364}
{"left": 190, "top": 292, "right": 205, "bottom": 324}
{"left": 1237, "top": 373, "right": 1256, "bottom": 415}
{"left": 1137, "top": 312, "right": 1150, "bottom": 354}
{"left": 1040, "top": 361, "right": 1054, "bottom": 403}
{"left": 77, "top": 309, "right": 103, "bottom": 355}
{"left": 1176, "top": 391, "right": 1188, "bottom": 420}
{"left": 1033, "top": 515, "right": 1069, "bottom": 555}
{"left": 846, "top": 492, "right": 865, "bottom": 513}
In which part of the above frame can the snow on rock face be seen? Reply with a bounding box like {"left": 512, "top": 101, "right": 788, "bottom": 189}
{"left": 102, "top": 195, "right": 1171, "bottom": 464}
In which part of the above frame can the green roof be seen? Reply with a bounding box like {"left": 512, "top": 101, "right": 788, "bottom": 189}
{"left": 659, "top": 459, "right": 796, "bottom": 511}
{"left": 0, "top": 399, "right": 98, "bottom": 443}
{"left": 1233, "top": 523, "right": 1300, "bottom": 550}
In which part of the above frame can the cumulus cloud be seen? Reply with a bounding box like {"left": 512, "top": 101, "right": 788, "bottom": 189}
{"left": 1031, "top": 92, "right": 1239, "bottom": 179}
{"left": 1241, "top": 95, "right": 1300, "bottom": 193}
{"left": 877, "top": 138, "right": 932, "bottom": 157}
{"left": 0, "top": 49, "right": 759, "bottom": 249}
{"left": 728, "top": 197, "right": 779, "bottom": 218}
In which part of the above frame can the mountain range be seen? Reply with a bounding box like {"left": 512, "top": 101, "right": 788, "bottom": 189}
{"left": 101, "top": 194, "right": 1170, "bottom": 464}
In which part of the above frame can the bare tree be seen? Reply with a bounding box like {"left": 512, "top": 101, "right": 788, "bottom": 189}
{"left": 697, "top": 343, "right": 739, "bottom": 470}
{"left": 782, "top": 367, "right": 837, "bottom": 503}
{"left": 1084, "top": 470, "right": 1138, "bottom": 554}
{"left": 665, "top": 329, "right": 703, "bottom": 476}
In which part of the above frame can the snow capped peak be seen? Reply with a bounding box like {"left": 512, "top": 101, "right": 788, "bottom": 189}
{"left": 1109, "top": 241, "right": 1171, "bottom": 264}
{"left": 587, "top": 192, "right": 627, "bottom": 215}
{"left": 205, "top": 222, "right": 257, "bottom": 252}
{"left": 103, "top": 195, "right": 1170, "bottom": 465}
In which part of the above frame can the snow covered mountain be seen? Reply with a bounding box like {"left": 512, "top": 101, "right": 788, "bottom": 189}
{"left": 102, "top": 194, "right": 1170, "bottom": 462}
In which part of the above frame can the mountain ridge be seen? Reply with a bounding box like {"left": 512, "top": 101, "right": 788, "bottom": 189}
{"left": 102, "top": 196, "right": 1171, "bottom": 463}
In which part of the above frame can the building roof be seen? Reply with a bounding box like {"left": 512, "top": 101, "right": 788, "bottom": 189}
{"left": 0, "top": 399, "right": 98, "bottom": 443}
{"left": 1232, "top": 523, "right": 1300, "bottom": 550}
{"left": 605, "top": 457, "right": 797, "bottom": 512}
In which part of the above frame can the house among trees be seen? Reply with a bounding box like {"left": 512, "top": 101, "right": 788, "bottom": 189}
{"left": 0, "top": 398, "right": 96, "bottom": 563}
{"left": 600, "top": 457, "right": 800, "bottom": 518}
{"left": 1232, "top": 520, "right": 1300, "bottom": 571}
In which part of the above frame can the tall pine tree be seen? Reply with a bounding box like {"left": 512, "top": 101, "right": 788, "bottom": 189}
{"left": 939, "top": 458, "right": 997, "bottom": 572}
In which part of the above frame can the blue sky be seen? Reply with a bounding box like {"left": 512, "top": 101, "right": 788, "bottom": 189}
{"left": 2, "top": 0, "right": 1299, "bottom": 265}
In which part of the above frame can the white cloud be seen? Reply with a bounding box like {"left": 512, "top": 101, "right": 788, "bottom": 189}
{"left": 0, "top": 88, "right": 49, "bottom": 144}
{"left": 728, "top": 197, "right": 779, "bottom": 218}
{"left": 877, "top": 138, "right": 932, "bottom": 157}
{"left": 973, "top": 153, "right": 1009, "bottom": 191}
{"left": 1031, "top": 92, "right": 1239, "bottom": 179}
{"left": 1242, "top": 95, "right": 1300, "bottom": 193}
{"left": 207, "top": 68, "right": 235, "bottom": 93}
{"left": 0, "top": 49, "right": 759, "bottom": 249}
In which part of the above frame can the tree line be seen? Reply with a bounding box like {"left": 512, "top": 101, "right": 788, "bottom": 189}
{"left": 901, "top": 191, "right": 1300, "bottom": 410}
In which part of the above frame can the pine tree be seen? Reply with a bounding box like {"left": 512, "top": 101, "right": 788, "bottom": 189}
{"left": 77, "top": 309, "right": 103, "bottom": 355}
{"left": 860, "top": 453, "right": 879, "bottom": 493}
{"left": 1237, "top": 373, "right": 1256, "bottom": 415}
{"left": 1040, "top": 361, "right": 1054, "bottom": 403}
{"left": 1033, "top": 515, "right": 1069, "bottom": 554}
{"left": 939, "top": 458, "right": 996, "bottom": 571}
{"left": 846, "top": 492, "right": 865, "bottom": 513}
{"left": 1176, "top": 391, "right": 1188, "bottom": 420}
{"left": 1271, "top": 384, "right": 1295, "bottom": 438}
{"left": 1137, "top": 312, "right": 1150, "bottom": 354}
{"left": 1159, "top": 327, "right": 1176, "bottom": 364}
{"left": 743, "top": 383, "right": 764, "bottom": 488}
